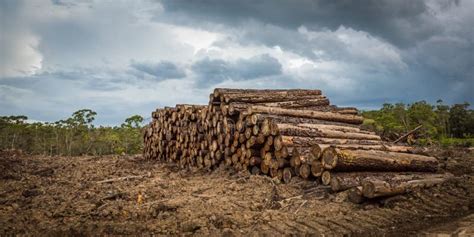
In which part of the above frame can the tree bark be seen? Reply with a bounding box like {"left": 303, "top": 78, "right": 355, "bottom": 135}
{"left": 213, "top": 88, "right": 322, "bottom": 97}
{"left": 275, "top": 123, "right": 381, "bottom": 140}
{"left": 248, "top": 106, "right": 364, "bottom": 125}
{"left": 275, "top": 135, "right": 382, "bottom": 151}
{"left": 321, "top": 147, "right": 438, "bottom": 172}
{"left": 323, "top": 172, "right": 442, "bottom": 192}
{"left": 361, "top": 173, "right": 453, "bottom": 198}
{"left": 251, "top": 114, "right": 361, "bottom": 128}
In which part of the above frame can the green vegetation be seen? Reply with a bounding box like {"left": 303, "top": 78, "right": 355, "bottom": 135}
{"left": 0, "top": 109, "right": 144, "bottom": 156}
{"left": 362, "top": 100, "right": 474, "bottom": 147}
{"left": 2, "top": 100, "right": 472, "bottom": 156}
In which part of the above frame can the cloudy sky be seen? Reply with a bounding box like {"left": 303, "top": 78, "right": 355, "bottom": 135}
{"left": 1, "top": 0, "right": 473, "bottom": 125}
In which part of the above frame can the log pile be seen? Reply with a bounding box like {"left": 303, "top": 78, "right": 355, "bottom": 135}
{"left": 143, "top": 88, "right": 449, "bottom": 203}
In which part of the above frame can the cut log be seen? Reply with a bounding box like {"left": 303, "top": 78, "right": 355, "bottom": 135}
{"left": 347, "top": 187, "right": 366, "bottom": 204}
{"left": 275, "top": 135, "right": 382, "bottom": 150}
{"left": 214, "top": 88, "right": 322, "bottom": 96}
{"left": 299, "top": 163, "right": 311, "bottom": 179}
{"left": 249, "top": 106, "right": 364, "bottom": 125}
{"left": 361, "top": 173, "right": 453, "bottom": 198}
{"left": 393, "top": 125, "right": 423, "bottom": 144}
{"left": 310, "top": 160, "right": 324, "bottom": 177}
{"left": 321, "top": 171, "right": 331, "bottom": 185}
{"left": 222, "top": 90, "right": 323, "bottom": 103}
{"left": 329, "top": 172, "right": 450, "bottom": 192}
{"left": 321, "top": 147, "right": 438, "bottom": 172}
{"left": 252, "top": 114, "right": 360, "bottom": 128}
{"left": 275, "top": 123, "right": 381, "bottom": 140}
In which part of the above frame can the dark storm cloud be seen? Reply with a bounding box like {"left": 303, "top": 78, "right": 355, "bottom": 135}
{"left": 191, "top": 54, "right": 282, "bottom": 86}
{"left": 159, "top": 0, "right": 474, "bottom": 105}
{"left": 160, "top": 0, "right": 447, "bottom": 47}
{"left": 130, "top": 61, "right": 186, "bottom": 80}
{"left": 1, "top": 0, "right": 472, "bottom": 125}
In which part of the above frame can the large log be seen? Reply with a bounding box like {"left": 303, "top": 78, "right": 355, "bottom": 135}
{"left": 297, "top": 123, "right": 374, "bottom": 134}
{"left": 361, "top": 173, "right": 453, "bottom": 198}
{"left": 274, "top": 135, "right": 382, "bottom": 150}
{"left": 321, "top": 147, "right": 438, "bottom": 172}
{"left": 250, "top": 113, "right": 360, "bottom": 128}
{"left": 228, "top": 98, "right": 330, "bottom": 111}
{"left": 214, "top": 88, "right": 322, "bottom": 97}
{"left": 325, "top": 172, "right": 446, "bottom": 192}
{"left": 248, "top": 106, "right": 364, "bottom": 125}
{"left": 275, "top": 123, "right": 381, "bottom": 140}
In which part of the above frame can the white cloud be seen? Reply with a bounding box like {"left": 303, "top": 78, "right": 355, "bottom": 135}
{"left": 0, "top": 30, "right": 43, "bottom": 77}
{"left": 0, "top": 0, "right": 472, "bottom": 124}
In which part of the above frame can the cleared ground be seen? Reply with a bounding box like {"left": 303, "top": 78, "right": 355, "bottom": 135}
{"left": 0, "top": 148, "right": 473, "bottom": 236}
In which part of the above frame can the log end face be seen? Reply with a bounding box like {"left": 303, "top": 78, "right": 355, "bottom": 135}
{"left": 361, "top": 180, "right": 376, "bottom": 199}
{"left": 274, "top": 135, "right": 283, "bottom": 151}
{"left": 321, "top": 171, "right": 331, "bottom": 185}
{"left": 282, "top": 167, "right": 292, "bottom": 183}
{"left": 310, "top": 160, "right": 324, "bottom": 177}
{"left": 299, "top": 164, "right": 311, "bottom": 179}
{"left": 322, "top": 147, "right": 337, "bottom": 170}
{"left": 311, "top": 144, "right": 323, "bottom": 160}
{"left": 330, "top": 178, "right": 340, "bottom": 192}
{"left": 348, "top": 187, "right": 366, "bottom": 204}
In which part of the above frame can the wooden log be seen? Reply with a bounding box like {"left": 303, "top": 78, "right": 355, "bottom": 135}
{"left": 310, "top": 160, "right": 324, "bottom": 177}
{"left": 221, "top": 90, "right": 323, "bottom": 103}
{"left": 275, "top": 135, "right": 382, "bottom": 151}
{"left": 213, "top": 88, "right": 322, "bottom": 97}
{"left": 348, "top": 187, "right": 366, "bottom": 204}
{"left": 321, "top": 171, "right": 331, "bottom": 185}
{"left": 315, "top": 144, "right": 427, "bottom": 154}
{"left": 321, "top": 147, "right": 438, "bottom": 172}
{"left": 248, "top": 106, "right": 364, "bottom": 125}
{"left": 250, "top": 114, "right": 360, "bottom": 128}
{"left": 228, "top": 98, "right": 329, "bottom": 110}
{"left": 393, "top": 124, "right": 423, "bottom": 144}
{"left": 328, "top": 172, "right": 448, "bottom": 192}
{"left": 282, "top": 167, "right": 293, "bottom": 184}
{"left": 251, "top": 166, "right": 261, "bottom": 175}
{"left": 249, "top": 156, "right": 262, "bottom": 166}
{"left": 274, "top": 123, "right": 381, "bottom": 140}
{"left": 257, "top": 98, "right": 330, "bottom": 108}
{"left": 361, "top": 173, "right": 453, "bottom": 198}
{"left": 299, "top": 163, "right": 311, "bottom": 179}
{"left": 290, "top": 147, "right": 318, "bottom": 167}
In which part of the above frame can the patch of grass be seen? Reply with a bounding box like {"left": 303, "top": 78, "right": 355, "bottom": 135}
{"left": 438, "top": 137, "right": 474, "bottom": 148}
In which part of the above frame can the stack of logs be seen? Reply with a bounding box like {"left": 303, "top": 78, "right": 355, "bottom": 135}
{"left": 143, "top": 88, "right": 451, "bottom": 203}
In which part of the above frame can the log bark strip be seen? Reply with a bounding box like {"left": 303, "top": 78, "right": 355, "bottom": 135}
{"left": 321, "top": 147, "right": 438, "bottom": 172}
{"left": 361, "top": 173, "right": 453, "bottom": 198}
{"left": 249, "top": 106, "right": 364, "bottom": 125}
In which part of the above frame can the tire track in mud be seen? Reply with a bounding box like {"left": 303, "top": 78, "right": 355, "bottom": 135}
{"left": 248, "top": 176, "right": 474, "bottom": 236}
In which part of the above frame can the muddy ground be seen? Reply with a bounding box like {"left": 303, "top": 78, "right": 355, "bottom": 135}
{"left": 1, "top": 148, "right": 473, "bottom": 236}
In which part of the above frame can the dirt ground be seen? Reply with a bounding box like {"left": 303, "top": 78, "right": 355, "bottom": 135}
{"left": 1, "top": 148, "right": 473, "bottom": 236}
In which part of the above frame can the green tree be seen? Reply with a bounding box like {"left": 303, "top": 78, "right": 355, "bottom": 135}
{"left": 449, "top": 103, "right": 472, "bottom": 138}
{"left": 407, "top": 101, "right": 437, "bottom": 138}
{"left": 435, "top": 99, "right": 450, "bottom": 138}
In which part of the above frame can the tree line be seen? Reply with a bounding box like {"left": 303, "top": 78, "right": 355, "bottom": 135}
{"left": 362, "top": 100, "right": 474, "bottom": 146}
{"left": 0, "top": 109, "right": 144, "bottom": 156}
{"left": 1, "top": 101, "right": 473, "bottom": 156}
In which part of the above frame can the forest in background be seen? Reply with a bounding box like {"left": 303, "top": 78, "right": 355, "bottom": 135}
{"left": 1, "top": 100, "right": 473, "bottom": 156}
{"left": 0, "top": 109, "right": 144, "bottom": 156}
{"left": 362, "top": 100, "right": 474, "bottom": 147}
